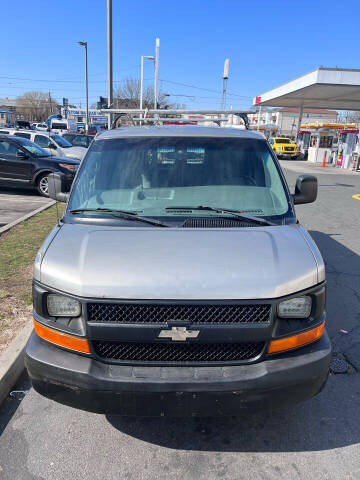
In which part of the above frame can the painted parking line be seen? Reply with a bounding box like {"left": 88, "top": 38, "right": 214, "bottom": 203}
{"left": 352, "top": 194, "right": 360, "bottom": 200}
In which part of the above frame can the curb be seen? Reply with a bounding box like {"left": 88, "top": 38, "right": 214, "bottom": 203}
{"left": 0, "top": 200, "right": 56, "bottom": 236}
{"left": 0, "top": 200, "right": 56, "bottom": 404}
{"left": 0, "top": 321, "right": 33, "bottom": 405}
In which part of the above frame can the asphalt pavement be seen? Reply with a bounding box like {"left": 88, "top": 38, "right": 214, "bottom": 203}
{"left": 0, "top": 163, "right": 359, "bottom": 480}
{"left": 0, "top": 186, "right": 51, "bottom": 227}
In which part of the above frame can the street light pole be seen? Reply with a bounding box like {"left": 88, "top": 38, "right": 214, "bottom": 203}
{"left": 78, "top": 41, "right": 89, "bottom": 133}
{"left": 140, "top": 56, "right": 144, "bottom": 112}
{"left": 154, "top": 38, "right": 160, "bottom": 109}
{"left": 221, "top": 59, "right": 229, "bottom": 110}
{"left": 107, "top": 0, "right": 113, "bottom": 129}
{"left": 140, "top": 55, "right": 155, "bottom": 112}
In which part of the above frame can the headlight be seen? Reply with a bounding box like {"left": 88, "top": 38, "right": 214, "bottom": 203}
{"left": 278, "top": 296, "right": 312, "bottom": 318}
{"left": 59, "top": 163, "right": 77, "bottom": 171}
{"left": 47, "top": 294, "right": 81, "bottom": 317}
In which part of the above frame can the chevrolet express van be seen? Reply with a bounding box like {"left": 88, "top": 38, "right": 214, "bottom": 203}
{"left": 25, "top": 126, "right": 331, "bottom": 416}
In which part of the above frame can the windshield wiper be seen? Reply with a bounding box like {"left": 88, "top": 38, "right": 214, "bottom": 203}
{"left": 69, "top": 208, "right": 170, "bottom": 228}
{"left": 165, "top": 205, "right": 276, "bottom": 226}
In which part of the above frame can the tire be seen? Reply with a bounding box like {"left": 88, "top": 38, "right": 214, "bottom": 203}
{"left": 36, "top": 172, "right": 50, "bottom": 197}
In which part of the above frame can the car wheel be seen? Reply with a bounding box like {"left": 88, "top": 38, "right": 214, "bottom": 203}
{"left": 37, "top": 173, "right": 50, "bottom": 197}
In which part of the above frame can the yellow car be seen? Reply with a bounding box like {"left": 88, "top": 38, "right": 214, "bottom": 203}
{"left": 269, "top": 137, "right": 300, "bottom": 159}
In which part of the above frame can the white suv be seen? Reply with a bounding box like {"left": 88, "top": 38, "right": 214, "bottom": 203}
{"left": 0, "top": 128, "right": 86, "bottom": 161}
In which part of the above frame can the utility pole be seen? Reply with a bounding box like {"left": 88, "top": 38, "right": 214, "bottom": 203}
{"left": 221, "top": 59, "right": 229, "bottom": 110}
{"left": 154, "top": 38, "right": 160, "bottom": 109}
{"left": 48, "top": 92, "right": 53, "bottom": 120}
{"left": 78, "top": 41, "right": 89, "bottom": 132}
{"left": 107, "top": 0, "right": 113, "bottom": 129}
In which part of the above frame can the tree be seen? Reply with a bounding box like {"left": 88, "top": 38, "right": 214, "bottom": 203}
{"left": 113, "top": 76, "right": 174, "bottom": 109}
{"left": 16, "top": 91, "right": 59, "bottom": 122}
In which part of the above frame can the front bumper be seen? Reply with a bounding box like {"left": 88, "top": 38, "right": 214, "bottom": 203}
{"left": 25, "top": 331, "right": 331, "bottom": 416}
{"left": 277, "top": 152, "right": 299, "bottom": 159}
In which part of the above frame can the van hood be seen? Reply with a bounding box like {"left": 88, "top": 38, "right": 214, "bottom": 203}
{"left": 61, "top": 146, "right": 86, "bottom": 160}
{"left": 37, "top": 224, "right": 324, "bottom": 300}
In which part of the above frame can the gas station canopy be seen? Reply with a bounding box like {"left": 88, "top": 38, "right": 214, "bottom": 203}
{"left": 253, "top": 67, "right": 360, "bottom": 110}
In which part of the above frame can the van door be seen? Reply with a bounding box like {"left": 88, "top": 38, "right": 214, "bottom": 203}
{"left": 0, "top": 139, "right": 31, "bottom": 183}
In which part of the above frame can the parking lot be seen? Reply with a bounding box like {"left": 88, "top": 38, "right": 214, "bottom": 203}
{"left": 0, "top": 187, "right": 52, "bottom": 228}
{"left": 0, "top": 163, "right": 359, "bottom": 480}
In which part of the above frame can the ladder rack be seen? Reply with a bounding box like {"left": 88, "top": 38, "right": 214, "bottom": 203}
{"left": 99, "top": 109, "right": 252, "bottom": 129}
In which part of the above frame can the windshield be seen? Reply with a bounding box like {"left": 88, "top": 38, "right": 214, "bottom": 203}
{"left": 68, "top": 137, "right": 290, "bottom": 219}
{"left": 275, "top": 138, "right": 291, "bottom": 144}
{"left": 52, "top": 134, "right": 72, "bottom": 148}
{"left": 19, "top": 139, "right": 49, "bottom": 157}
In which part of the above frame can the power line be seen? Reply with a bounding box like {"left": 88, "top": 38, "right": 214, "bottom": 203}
{"left": 0, "top": 65, "right": 141, "bottom": 85}
{"left": 160, "top": 78, "right": 253, "bottom": 99}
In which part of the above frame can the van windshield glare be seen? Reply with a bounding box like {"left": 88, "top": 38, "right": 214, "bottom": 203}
{"left": 52, "top": 134, "right": 72, "bottom": 148}
{"left": 68, "top": 137, "right": 290, "bottom": 219}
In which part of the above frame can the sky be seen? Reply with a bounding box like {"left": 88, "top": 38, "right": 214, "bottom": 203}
{"left": 1, "top": 0, "right": 360, "bottom": 110}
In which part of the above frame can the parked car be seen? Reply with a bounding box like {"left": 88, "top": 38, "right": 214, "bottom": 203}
{"left": 25, "top": 125, "right": 330, "bottom": 416}
{"left": 34, "top": 123, "right": 49, "bottom": 131}
{"left": 61, "top": 133, "right": 93, "bottom": 148}
{"left": 87, "top": 124, "right": 99, "bottom": 135}
{"left": 269, "top": 137, "right": 300, "bottom": 159}
{"left": 16, "top": 120, "right": 33, "bottom": 130}
{"left": 0, "top": 135, "right": 79, "bottom": 196}
{"left": 0, "top": 129, "right": 86, "bottom": 161}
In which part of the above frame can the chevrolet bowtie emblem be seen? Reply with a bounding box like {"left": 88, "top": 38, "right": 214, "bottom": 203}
{"left": 158, "top": 326, "right": 200, "bottom": 341}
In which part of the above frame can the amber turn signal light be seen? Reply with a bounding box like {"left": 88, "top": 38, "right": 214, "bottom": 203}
{"left": 267, "top": 321, "right": 325, "bottom": 354}
{"left": 33, "top": 319, "right": 90, "bottom": 353}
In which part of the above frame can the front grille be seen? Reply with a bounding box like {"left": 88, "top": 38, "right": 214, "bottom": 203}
{"left": 87, "top": 303, "right": 271, "bottom": 325}
{"left": 285, "top": 147, "right": 295, "bottom": 151}
{"left": 92, "top": 340, "right": 265, "bottom": 363}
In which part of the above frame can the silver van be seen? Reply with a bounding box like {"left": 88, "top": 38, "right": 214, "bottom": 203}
{"left": 25, "top": 126, "right": 331, "bottom": 416}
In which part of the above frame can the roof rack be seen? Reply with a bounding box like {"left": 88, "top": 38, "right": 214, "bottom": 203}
{"left": 99, "top": 109, "right": 252, "bottom": 130}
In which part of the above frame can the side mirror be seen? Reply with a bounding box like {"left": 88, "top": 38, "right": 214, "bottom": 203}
{"left": 48, "top": 172, "right": 70, "bottom": 202}
{"left": 292, "top": 175, "right": 317, "bottom": 205}
{"left": 49, "top": 143, "right": 57, "bottom": 150}
{"left": 16, "top": 150, "right": 29, "bottom": 159}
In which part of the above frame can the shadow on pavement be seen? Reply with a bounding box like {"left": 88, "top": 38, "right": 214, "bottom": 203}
{"left": 0, "top": 186, "right": 38, "bottom": 196}
{"left": 0, "top": 372, "right": 31, "bottom": 436}
{"left": 107, "top": 230, "right": 360, "bottom": 452}
{"left": 106, "top": 375, "right": 358, "bottom": 452}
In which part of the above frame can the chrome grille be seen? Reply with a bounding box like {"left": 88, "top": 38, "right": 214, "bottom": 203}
{"left": 87, "top": 303, "right": 271, "bottom": 324}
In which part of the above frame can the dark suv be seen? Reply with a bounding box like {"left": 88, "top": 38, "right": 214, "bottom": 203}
{"left": 0, "top": 135, "right": 79, "bottom": 196}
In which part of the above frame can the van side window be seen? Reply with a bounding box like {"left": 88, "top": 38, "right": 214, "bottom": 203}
{"left": 35, "top": 135, "right": 51, "bottom": 148}
{"left": 15, "top": 133, "right": 31, "bottom": 139}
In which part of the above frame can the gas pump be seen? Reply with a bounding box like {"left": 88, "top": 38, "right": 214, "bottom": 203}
{"left": 297, "top": 130, "right": 311, "bottom": 158}
{"left": 337, "top": 128, "right": 358, "bottom": 168}
{"left": 308, "top": 128, "right": 335, "bottom": 164}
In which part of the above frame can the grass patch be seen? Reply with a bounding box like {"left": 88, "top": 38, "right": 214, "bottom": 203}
{"left": 0, "top": 204, "right": 63, "bottom": 280}
{"left": 0, "top": 203, "right": 64, "bottom": 355}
